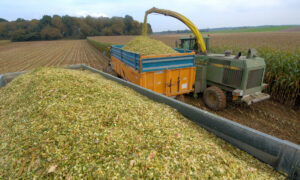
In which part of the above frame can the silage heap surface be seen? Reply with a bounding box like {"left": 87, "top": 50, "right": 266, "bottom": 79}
{"left": 121, "top": 36, "right": 178, "bottom": 56}
{"left": 0, "top": 68, "right": 284, "bottom": 179}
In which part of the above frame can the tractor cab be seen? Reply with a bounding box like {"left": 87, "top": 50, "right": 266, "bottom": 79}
{"left": 176, "top": 35, "right": 210, "bottom": 52}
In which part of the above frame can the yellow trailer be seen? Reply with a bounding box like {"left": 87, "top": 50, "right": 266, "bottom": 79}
{"left": 111, "top": 45, "right": 196, "bottom": 96}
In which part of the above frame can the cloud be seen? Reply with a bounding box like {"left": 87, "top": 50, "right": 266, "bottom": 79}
{"left": 0, "top": 0, "right": 299, "bottom": 30}
{"left": 75, "top": 10, "right": 108, "bottom": 17}
{"left": 176, "top": 0, "right": 282, "bottom": 10}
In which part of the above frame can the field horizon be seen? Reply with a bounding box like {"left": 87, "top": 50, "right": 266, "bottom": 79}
{"left": 154, "top": 25, "right": 300, "bottom": 34}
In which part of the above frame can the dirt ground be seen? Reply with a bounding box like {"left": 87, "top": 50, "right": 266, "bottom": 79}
{"left": 183, "top": 94, "right": 300, "bottom": 144}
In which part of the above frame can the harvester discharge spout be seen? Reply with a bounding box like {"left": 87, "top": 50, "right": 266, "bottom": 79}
{"left": 142, "top": 7, "right": 207, "bottom": 54}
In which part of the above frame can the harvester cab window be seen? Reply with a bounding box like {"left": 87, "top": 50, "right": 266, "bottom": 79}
{"left": 180, "top": 38, "right": 198, "bottom": 51}
{"left": 190, "top": 39, "right": 194, "bottom": 49}
{"left": 189, "top": 38, "right": 198, "bottom": 51}
{"left": 183, "top": 41, "right": 190, "bottom": 50}
{"left": 193, "top": 40, "right": 198, "bottom": 51}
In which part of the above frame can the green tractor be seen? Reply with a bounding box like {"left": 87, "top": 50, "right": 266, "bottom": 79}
{"left": 178, "top": 36, "right": 270, "bottom": 110}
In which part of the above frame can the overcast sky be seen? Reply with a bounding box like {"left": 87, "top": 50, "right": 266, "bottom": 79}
{"left": 0, "top": 0, "right": 299, "bottom": 32}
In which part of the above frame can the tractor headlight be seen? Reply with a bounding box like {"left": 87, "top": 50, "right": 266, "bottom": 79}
{"left": 232, "top": 89, "right": 243, "bottom": 96}
{"left": 261, "top": 83, "right": 268, "bottom": 90}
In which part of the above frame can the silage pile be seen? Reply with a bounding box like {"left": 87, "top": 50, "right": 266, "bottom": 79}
{"left": 0, "top": 68, "right": 284, "bottom": 179}
{"left": 121, "top": 36, "right": 178, "bottom": 55}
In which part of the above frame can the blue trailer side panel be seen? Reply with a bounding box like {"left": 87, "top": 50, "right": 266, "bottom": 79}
{"left": 141, "top": 55, "right": 195, "bottom": 72}
{"left": 110, "top": 45, "right": 140, "bottom": 71}
{"left": 110, "top": 45, "right": 195, "bottom": 73}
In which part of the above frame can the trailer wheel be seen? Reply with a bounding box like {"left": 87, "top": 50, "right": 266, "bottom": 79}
{"left": 102, "top": 66, "right": 117, "bottom": 77}
{"left": 203, "top": 86, "right": 226, "bottom": 110}
{"left": 175, "top": 95, "right": 185, "bottom": 102}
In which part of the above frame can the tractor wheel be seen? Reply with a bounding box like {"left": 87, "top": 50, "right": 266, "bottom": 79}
{"left": 203, "top": 86, "right": 226, "bottom": 110}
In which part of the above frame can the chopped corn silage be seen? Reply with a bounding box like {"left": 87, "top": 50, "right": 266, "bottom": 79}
{"left": 121, "top": 36, "right": 178, "bottom": 55}
{"left": 0, "top": 68, "right": 284, "bottom": 179}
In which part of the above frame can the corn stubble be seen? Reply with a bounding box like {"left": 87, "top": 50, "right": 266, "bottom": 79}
{"left": 121, "top": 36, "right": 178, "bottom": 56}
{"left": 0, "top": 68, "right": 284, "bottom": 179}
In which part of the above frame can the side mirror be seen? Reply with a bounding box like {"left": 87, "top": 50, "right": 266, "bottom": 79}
{"left": 234, "top": 52, "right": 242, "bottom": 59}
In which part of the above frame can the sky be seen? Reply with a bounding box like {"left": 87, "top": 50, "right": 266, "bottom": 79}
{"left": 0, "top": 0, "right": 299, "bottom": 32}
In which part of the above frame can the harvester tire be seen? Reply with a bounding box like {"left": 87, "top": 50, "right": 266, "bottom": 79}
{"left": 203, "top": 86, "right": 226, "bottom": 110}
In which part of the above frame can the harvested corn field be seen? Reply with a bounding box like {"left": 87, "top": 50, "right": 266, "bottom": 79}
{"left": 0, "top": 67, "right": 284, "bottom": 179}
{"left": 121, "top": 36, "right": 177, "bottom": 55}
{"left": 88, "top": 32, "right": 300, "bottom": 51}
{"left": 0, "top": 40, "right": 108, "bottom": 74}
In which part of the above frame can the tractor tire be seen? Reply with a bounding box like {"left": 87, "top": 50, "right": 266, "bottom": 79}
{"left": 203, "top": 86, "right": 226, "bottom": 110}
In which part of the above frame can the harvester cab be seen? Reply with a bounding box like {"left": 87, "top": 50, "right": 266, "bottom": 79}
{"left": 177, "top": 35, "right": 210, "bottom": 52}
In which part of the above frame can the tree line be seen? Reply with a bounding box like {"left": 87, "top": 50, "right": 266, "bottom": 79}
{"left": 0, "top": 15, "right": 152, "bottom": 41}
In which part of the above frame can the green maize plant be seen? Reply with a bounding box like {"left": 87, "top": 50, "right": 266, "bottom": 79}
{"left": 259, "top": 48, "right": 300, "bottom": 106}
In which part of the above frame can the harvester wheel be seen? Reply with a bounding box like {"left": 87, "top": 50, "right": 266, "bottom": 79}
{"left": 203, "top": 86, "right": 226, "bottom": 110}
